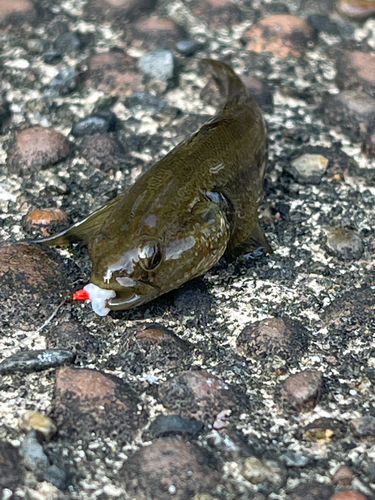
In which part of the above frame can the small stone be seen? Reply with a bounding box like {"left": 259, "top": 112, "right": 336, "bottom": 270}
{"left": 241, "top": 456, "right": 287, "bottom": 488}
{"left": 332, "top": 465, "right": 354, "bottom": 485}
{"left": 44, "top": 66, "right": 77, "bottom": 97}
{"left": 26, "top": 37, "right": 44, "bottom": 53}
{"left": 243, "top": 14, "right": 316, "bottom": 59}
{"left": 121, "top": 438, "right": 220, "bottom": 499}
{"left": 281, "top": 369, "right": 323, "bottom": 410}
{"left": 363, "top": 130, "right": 375, "bottom": 157}
{"left": 139, "top": 50, "right": 175, "bottom": 81}
{"left": 43, "top": 464, "right": 70, "bottom": 491}
{"left": 324, "top": 286, "right": 374, "bottom": 327}
{"left": 336, "top": 0, "right": 375, "bottom": 20}
{"left": 107, "top": 323, "right": 190, "bottom": 374}
{"left": 124, "top": 91, "right": 169, "bottom": 113}
{"left": 190, "top": 0, "right": 244, "bottom": 27}
{"left": 237, "top": 317, "right": 308, "bottom": 365}
{"left": 71, "top": 110, "right": 117, "bottom": 136}
{"left": 54, "top": 32, "right": 81, "bottom": 55}
{"left": 0, "top": 242, "right": 77, "bottom": 330}
{"left": 46, "top": 321, "right": 102, "bottom": 360}
{"left": 0, "top": 0, "right": 37, "bottom": 27}
{"left": 22, "top": 207, "right": 69, "bottom": 239}
{"left": 325, "top": 226, "right": 363, "bottom": 261}
{"left": 242, "top": 74, "right": 274, "bottom": 112}
{"left": 85, "top": 0, "right": 157, "bottom": 24}
{"left": 52, "top": 367, "right": 146, "bottom": 442}
{"left": 0, "top": 97, "right": 11, "bottom": 133}
{"left": 7, "top": 126, "right": 70, "bottom": 174}
{"left": 19, "top": 431, "right": 49, "bottom": 472}
{"left": 44, "top": 173, "right": 69, "bottom": 195}
{"left": 149, "top": 415, "right": 204, "bottom": 438}
{"left": 280, "top": 450, "right": 310, "bottom": 467}
{"left": 0, "top": 349, "right": 74, "bottom": 375}
{"left": 351, "top": 415, "right": 375, "bottom": 436}
{"left": 331, "top": 492, "right": 367, "bottom": 500}
{"left": 0, "top": 441, "right": 24, "bottom": 490}
{"left": 78, "top": 51, "right": 143, "bottom": 96}
{"left": 303, "top": 417, "right": 346, "bottom": 442}
{"left": 321, "top": 90, "right": 375, "bottom": 141}
{"left": 286, "top": 482, "right": 334, "bottom": 500}
{"left": 335, "top": 50, "right": 375, "bottom": 99}
{"left": 307, "top": 14, "right": 341, "bottom": 35}
{"left": 288, "top": 153, "right": 329, "bottom": 184}
{"left": 175, "top": 40, "right": 198, "bottom": 56}
{"left": 19, "top": 411, "right": 57, "bottom": 441}
{"left": 132, "top": 16, "right": 186, "bottom": 49}
{"left": 158, "top": 370, "right": 240, "bottom": 422}
{"left": 79, "top": 133, "right": 126, "bottom": 172}
{"left": 42, "top": 50, "right": 62, "bottom": 65}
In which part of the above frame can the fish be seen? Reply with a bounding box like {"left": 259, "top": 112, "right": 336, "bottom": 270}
{"left": 34, "top": 59, "right": 272, "bottom": 316}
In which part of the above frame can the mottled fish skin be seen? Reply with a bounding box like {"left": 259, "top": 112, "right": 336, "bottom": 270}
{"left": 35, "top": 59, "right": 272, "bottom": 311}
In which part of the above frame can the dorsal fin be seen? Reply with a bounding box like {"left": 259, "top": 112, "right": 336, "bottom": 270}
{"left": 31, "top": 194, "right": 124, "bottom": 247}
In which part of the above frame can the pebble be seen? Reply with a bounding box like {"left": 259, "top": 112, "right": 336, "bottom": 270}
{"left": 124, "top": 91, "right": 169, "bottom": 113}
{"left": 53, "top": 32, "right": 81, "bottom": 55}
{"left": 7, "top": 126, "right": 70, "bottom": 174}
{"left": 0, "top": 441, "right": 24, "bottom": 490}
{"left": 44, "top": 66, "right": 77, "bottom": 97}
{"left": 0, "top": 349, "right": 74, "bottom": 375}
{"left": 78, "top": 51, "right": 143, "bottom": 95}
{"left": 158, "top": 370, "right": 240, "bottom": 422}
{"left": 107, "top": 323, "right": 190, "bottom": 374}
{"left": 19, "top": 431, "right": 49, "bottom": 472}
{"left": 71, "top": 110, "right": 117, "bottom": 136}
{"left": 0, "top": 241, "right": 76, "bottom": 330}
{"left": 42, "top": 50, "right": 62, "bottom": 65}
{"left": 243, "top": 14, "right": 316, "bottom": 59}
{"left": 336, "top": 0, "right": 375, "bottom": 20}
{"left": 335, "top": 50, "right": 375, "bottom": 99}
{"left": 0, "top": 0, "right": 37, "bottom": 27}
{"left": 351, "top": 415, "right": 375, "bottom": 436}
{"left": 280, "top": 450, "right": 310, "bottom": 467}
{"left": 303, "top": 417, "right": 346, "bottom": 442}
{"left": 149, "top": 415, "right": 204, "bottom": 438}
{"left": 0, "top": 97, "right": 11, "bottom": 132}
{"left": 139, "top": 50, "right": 175, "bottom": 81}
{"left": 288, "top": 153, "right": 329, "bottom": 184}
{"left": 325, "top": 226, "right": 363, "bottom": 261}
{"left": 190, "top": 0, "right": 244, "bottom": 27}
{"left": 79, "top": 133, "right": 126, "bottom": 172}
{"left": 331, "top": 492, "right": 367, "bottom": 500}
{"left": 241, "top": 456, "right": 287, "bottom": 488}
{"left": 121, "top": 438, "right": 220, "bottom": 499}
{"left": 26, "top": 37, "right": 44, "bottom": 53}
{"left": 237, "top": 317, "right": 308, "bottom": 365}
{"left": 44, "top": 173, "right": 69, "bottom": 195}
{"left": 53, "top": 367, "right": 146, "bottom": 442}
{"left": 307, "top": 13, "right": 341, "bottom": 35}
{"left": 241, "top": 74, "right": 274, "bottom": 112}
{"left": 324, "top": 286, "right": 374, "bottom": 326}
{"left": 363, "top": 130, "right": 375, "bottom": 157}
{"left": 175, "top": 40, "right": 198, "bottom": 56}
{"left": 321, "top": 90, "right": 375, "bottom": 141}
{"left": 281, "top": 369, "right": 323, "bottom": 410}
{"left": 85, "top": 0, "right": 156, "bottom": 23}
{"left": 43, "top": 464, "right": 70, "bottom": 491}
{"left": 22, "top": 207, "right": 69, "bottom": 239}
{"left": 332, "top": 465, "right": 354, "bottom": 485}
{"left": 46, "top": 321, "right": 102, "bottom": 360}
{"left": 132, "top": 16, "right": 186, "bottom": 48}
{"left": 19, "top": 411, "right": 57, "bottom": 441}
{"left": 286, "top": 481, "right": 334, "bottom": 499}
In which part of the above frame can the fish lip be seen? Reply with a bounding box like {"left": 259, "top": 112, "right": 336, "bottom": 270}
{"left": 107, "top": 293, "right": 154, "bottom": 310}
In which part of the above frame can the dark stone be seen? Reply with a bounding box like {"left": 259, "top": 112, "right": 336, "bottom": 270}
{"left": 0, "top": 349, "right": 75, "bottom": 374}
{"left": 71, "top": 111, "right": 117, "bottom": 136}
{"left": 42, "top": 50, "right": 62, "bottom": 65}
{"left": 124, "top": 91, "right": 169, "bottom": 113}
{"left": 323, "top": 286, "right": 375, "bottom": 327}
{"left": 335, "top": 50, "right": 375, "bottom": 99}
{"left": 0, "top": 441, "right": 24, "bottom": 490}
{"left": 325, "top": 226, "right": 363, "bottom": 261}
{"left": 307, "top": 13, "right": 341, "bottom": 34}
{"left": 0, "top": 97, "right": 11, "bottom": 132}
{"left": 43, "top": 464, "right": 70, "bottom": 490}
{"left": 286, "top": 481, "right": 334, "bottom": 500}
{"left": 79, "top": 133, "right": 127, "bottom": 172}
{"left": 19, "top": 431, "right": 49, "bottom": 473}
{"left": 351, "top": 415, "right": 375, "bottom": 437}
{"left": 44, "top": 66, "right": 77, "bottom": 97}
{"left": 149, "top": 415, "right": 204, "bottom": 438}
{"left": 54, "top": 32, "right": 81, "bottom": 54}
{"left": 304, "top": 417, "right": 347, "bottom": 440}
{"left": 46, "top": 321, "right": 102, "bottom": 361}
{"left": 121, "top": 438, "right": 220, "bottom": 500}
{"left": 281, "top": 369, "right": 324, "bottom": 410}
{"left": 0, "top": 0, "right": 37, "bottom": 27}
{"left": 131, "top": 16, "right": 186, "bottom": 49}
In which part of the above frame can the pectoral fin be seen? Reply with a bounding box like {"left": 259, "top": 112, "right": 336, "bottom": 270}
{"left": 31, "top": 194, "right": 124, "bottom": 247}
{"left": 226, "top": 220, "right": 273, "bottom": 259}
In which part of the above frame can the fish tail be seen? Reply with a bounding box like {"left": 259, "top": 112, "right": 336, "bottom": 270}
{"left": 202, "top": 59, "right": 247, "bottom": 103}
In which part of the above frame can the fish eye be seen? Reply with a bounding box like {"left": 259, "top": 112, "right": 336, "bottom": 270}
{"left": 138, "top": 241, "right": 163, "bottom": 271}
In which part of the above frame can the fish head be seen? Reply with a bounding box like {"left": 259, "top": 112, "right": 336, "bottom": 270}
{"left": 76, "top": 199, "right": 230, "bottom": 315}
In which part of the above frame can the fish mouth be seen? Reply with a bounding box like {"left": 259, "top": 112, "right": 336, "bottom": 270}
{"left": 107, "top": 292, "right": 156, "bottom": 310}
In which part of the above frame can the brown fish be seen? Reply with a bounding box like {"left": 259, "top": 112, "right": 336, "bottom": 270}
{"left": 35, "top": 60, "right": 272, "bottom": 315}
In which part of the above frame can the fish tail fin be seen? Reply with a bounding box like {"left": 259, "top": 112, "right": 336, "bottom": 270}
{"left": 202, "top": 59, "right": 247, "bottom": 103}
{"left": 30, "top": 194, "right": 123, "bottom": 247}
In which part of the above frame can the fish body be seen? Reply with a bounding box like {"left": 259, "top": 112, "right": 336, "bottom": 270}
{"left": 36, "top": 60, "right": 271, "bottom": 315}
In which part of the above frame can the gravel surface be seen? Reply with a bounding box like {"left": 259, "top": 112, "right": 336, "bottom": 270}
{"left": 0, "top": 0, "right": 375, "bottom": 499}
